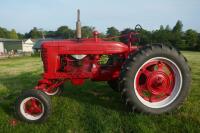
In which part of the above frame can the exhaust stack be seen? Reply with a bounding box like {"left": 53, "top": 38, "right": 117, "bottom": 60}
{"left": 76, "top": 9, "right": 81, "bottom": 39}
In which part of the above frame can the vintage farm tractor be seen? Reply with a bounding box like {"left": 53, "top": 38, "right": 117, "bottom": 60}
{"left": 15, "top": 10, "right": 191, "bottom": 123}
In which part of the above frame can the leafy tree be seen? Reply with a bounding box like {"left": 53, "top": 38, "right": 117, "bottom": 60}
{"left": 119, "top": 28, "right": 134, "bottom": 44}
{"left": 197, "top": 34, "right": 200, "bottom": 51}
{"left": 185, "top": 29, "right": 198, "bottom": 50}
{"left": 98, "top": 32, "right": 106, "bottom": 38}
{"left": 165, "top": 25, "right": 171, "bottom": 31}
{"left": 9, "top": 29, "right": 18, "bottom": 39}
{"left": 30, "top": 27, "right": 42, "bottom": 38}
{"left": 81, "top": 26, "right": 94, "bottom": 38}
{"left": 172, "top": 20, "right": 183, "bottom": 33}
{"left": 0, "top": 27, "right": 19, "bottom": 39}
{"left": 139, "top": 29, "right": 152, "bottom": 45}
{"left": 0, "top": 27, "right": 9, "bottom": 38}
{"left": 160, "top": 25, "right": 164, "bottom": 31}
{"left": 17, "top": 33, "right": 24, "bottom": 39}
{"left": 56, "top": 26, "right": 74, "bottom": 39}
{"left": 45, "top": 31, "right": 57, "bottom": 38}
{"left": 171, "top": 20, "right": 184, "bottom": 49}
{"left": 152, "top": 25, "right": 172, "bottom": 46}
{"left": 0, "top": 28, "right": 5, "bottom": 38}
{"left": 106, "top": 27, "right": 120, "bottom": 41}
{"left": 25, "top": 27, "right": 43, "bottom": 39}
{"left": 0, "top": 29, "right": 5, "bottom": 38}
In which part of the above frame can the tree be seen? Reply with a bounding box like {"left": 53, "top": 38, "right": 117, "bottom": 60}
{"left": 98, "top": 32, "right": 106, "bottom": 38}
{"left": 160, "top": 25, "right": 164, "bottom": 31}
{"left": 152, "top": 25, "right": 172, "bottom": 45}
{"left": 106, "top": 27, "right": 120, "bottom": 41}
{"left": 45, "top": 31, "right": 57, "bottom": 38}
{"left": 171, "top": 20, "right": 184, "bottom": 49}
{"left": 0, "top": 28, "right": 5, "bottom": 38}
{"left": 139, "top": 29, "right": 152, "bottom": 45}
{"left": 197, "top": 34, "right": 200, "bottom": 51}
{"left": 119, "top": 28, "right": 134, "bottom": 44}
{"left": 26, "top": 27, "right": 43, "bottom": 39}
{"left": 17, "top": 33, "right": 24, "bottom": 39}
{"left": 172, "top": 20, "right": 183, "bottom": 33}
{"left": 56, "top": 26, "right": 74, "bottom": 39}
{"left": 81, "top": 26, "right": 94, "bottom": 38}
{"left": 9, "top": 29, "right": 18, "bottom": 39}
{"left": 0, "top": 27, "right": 9, "bottom": 38}
{"left": 185, "top": 29, "right": 198, "bottom": 50}
{"left": 165, "top": 25, "right": 171, "bottom": 31}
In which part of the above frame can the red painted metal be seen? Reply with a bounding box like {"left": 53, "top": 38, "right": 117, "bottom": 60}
{"left": 24, "top": 98, "right": 43, "bottom": 115}
{"left": 135, "top": 60, "right": 175, "bottom": 102}
{"left": 35, "top": 31, "right": 139, "bottom": 93}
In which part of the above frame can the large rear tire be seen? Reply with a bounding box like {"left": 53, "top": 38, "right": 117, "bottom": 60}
{"left": 120, "top": 44, "right": 191, "bottom": 114}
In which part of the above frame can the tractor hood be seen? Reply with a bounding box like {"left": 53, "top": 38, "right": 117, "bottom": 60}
{"left": 42, "top": 38, "right": 129, "bottom": 55}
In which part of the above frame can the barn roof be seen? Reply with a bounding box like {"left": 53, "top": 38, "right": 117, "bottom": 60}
{"left": 0, "top": 38, "right": 21, "bottom": 42}
{"left": 32, "top": 39, "right": 54, "bottom": 49}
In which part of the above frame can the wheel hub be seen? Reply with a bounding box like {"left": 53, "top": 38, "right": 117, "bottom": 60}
{"left": 135, "top": 59, "right": 176, "bottom": 103}
{"left": 20, "top": 96, "right": 45, "bottom": 121}
{"left": 147, "top": 71, "right": 170, "bottom": 95}
{"left": 24, "top": 99, "right": 43, "bottom": 115}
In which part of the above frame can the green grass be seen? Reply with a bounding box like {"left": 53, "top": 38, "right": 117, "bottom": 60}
{"left": 0, "top": 52, "right": 200, "bottom": 133}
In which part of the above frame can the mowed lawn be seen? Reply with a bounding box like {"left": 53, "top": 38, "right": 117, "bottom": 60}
{"left": 0, "top": 52, "right": 200, "bottom": 133}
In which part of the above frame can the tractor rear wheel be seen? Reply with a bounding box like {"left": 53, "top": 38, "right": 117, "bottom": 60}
{"left": 120, "top": 44, "right": 191, "bottom": 114}
{"left": 15, "top": 90, "right": 51, "bottom": 123}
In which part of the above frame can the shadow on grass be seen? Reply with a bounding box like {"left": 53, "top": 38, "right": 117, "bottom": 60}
{"left": 0, "top": 72, "right": 126, "bottom": 118}
{"left": 0, "top": 72, "right": 40, "bottom": 117}
{"left": 61, "top": 80, "right": 126, "bottom": 112}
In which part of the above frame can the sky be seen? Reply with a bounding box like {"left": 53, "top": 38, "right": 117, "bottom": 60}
{"left": 0, "top": 0, "right": 200, "bottom": 33}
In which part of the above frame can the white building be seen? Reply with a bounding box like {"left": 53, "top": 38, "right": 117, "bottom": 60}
{"left": 0, "top": 39, "right": 22, "bottom": 54}
{"left": 0, "top": 38, "right": 35, "bottom": 55}
{"left": 0, "top": 42, "right": 4, "bottom": 54}
{"left": 22, "top": 39, "right": 35, "bottom": 53}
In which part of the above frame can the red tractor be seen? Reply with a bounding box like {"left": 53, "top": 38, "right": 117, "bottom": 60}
{"left": 15, "top": 10, "right": 191, "bottom": 123}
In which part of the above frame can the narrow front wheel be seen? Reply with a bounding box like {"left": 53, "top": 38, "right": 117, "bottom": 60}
{"left": 15, "top": 90, "right": 51, "bottom": 123}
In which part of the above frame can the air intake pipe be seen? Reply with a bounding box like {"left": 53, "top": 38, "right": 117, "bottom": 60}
{"left": 76, "top": 9, "right": 81, "bottom": 39}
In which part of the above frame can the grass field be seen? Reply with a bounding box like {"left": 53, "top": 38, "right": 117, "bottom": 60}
{"left": 0, "top": 52, "right": 200, "bottom": 133}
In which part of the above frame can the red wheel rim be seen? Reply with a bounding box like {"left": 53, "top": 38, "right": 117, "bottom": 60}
{"left": 20, "top": 97, "right": 44, "bottom": 120}
{"left": 135, "top": 59, "right": 176, "bottom": 103}
{"left": 24, "top": 98, "right": 43, "bottom": 115}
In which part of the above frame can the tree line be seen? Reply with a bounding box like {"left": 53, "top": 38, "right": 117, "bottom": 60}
{"left": 0, "top": 20, "right": 199, "bottom": 51}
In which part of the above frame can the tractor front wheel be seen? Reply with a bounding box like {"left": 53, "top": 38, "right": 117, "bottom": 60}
{"left": 15, "top": 90, "right": 51, "bottom": 123}
{"left": 120, "top": 44, "right": 191, "bottom": 114}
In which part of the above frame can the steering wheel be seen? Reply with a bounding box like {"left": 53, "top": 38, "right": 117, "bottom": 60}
{"left": 135, "top": 24, "right": 143, "bottom": 32}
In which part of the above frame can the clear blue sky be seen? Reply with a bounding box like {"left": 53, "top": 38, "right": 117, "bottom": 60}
{"left": 0, "top": 0, "right": 199, "bottom": 33}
